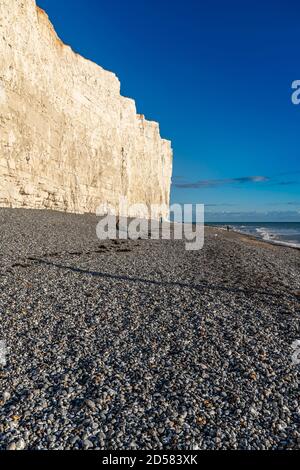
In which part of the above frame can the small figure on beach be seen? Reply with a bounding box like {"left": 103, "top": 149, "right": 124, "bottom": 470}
{"left": 227, "top": 225, "right": 230, "bottom": 232}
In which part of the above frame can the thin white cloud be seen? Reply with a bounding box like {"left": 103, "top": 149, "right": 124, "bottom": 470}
{"left": 174, "top": 175, "right": 270, "bottom": 189}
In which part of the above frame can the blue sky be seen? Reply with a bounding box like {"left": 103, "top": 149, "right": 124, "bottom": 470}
{"left": 37, "top": 0, "right": 300, "bottom": 221}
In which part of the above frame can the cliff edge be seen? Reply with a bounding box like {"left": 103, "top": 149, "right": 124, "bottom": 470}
{"left": 0, "top": 0, "right": 173, "bottom": 218}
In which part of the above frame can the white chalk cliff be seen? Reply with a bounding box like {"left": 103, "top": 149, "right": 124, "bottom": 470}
{"left": 0, "top": 0, "right": 173, "bottom": 218}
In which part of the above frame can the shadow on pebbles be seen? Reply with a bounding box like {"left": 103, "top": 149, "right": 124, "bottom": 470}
{"left": 0, "top": 208, "right": 299, "bottom": 450}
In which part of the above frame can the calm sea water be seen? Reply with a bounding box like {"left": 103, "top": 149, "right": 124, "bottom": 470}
{"left": 207, "top": 222, "right": 300, "bottom": 248}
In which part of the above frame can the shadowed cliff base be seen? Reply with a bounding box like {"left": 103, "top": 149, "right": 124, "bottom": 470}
{"left": 0, "top": 208, "right": 299, "bottom": 450}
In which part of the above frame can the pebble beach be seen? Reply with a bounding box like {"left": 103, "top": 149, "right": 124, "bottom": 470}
{"left": 0, "top": 208, "right": 299, "bottom": 450}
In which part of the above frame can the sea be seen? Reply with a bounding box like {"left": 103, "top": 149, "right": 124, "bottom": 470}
{"left": 206, "top": 222, "right": 300, "bottom": 249}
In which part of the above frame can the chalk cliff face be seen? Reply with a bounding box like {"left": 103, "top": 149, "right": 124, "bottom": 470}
{"left": 0, "top": 0, "right": 172, "bottom": 218}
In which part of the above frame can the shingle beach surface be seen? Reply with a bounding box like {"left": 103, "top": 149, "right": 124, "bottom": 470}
{"left": 0, "top": 208, "right": 299, "bottom": 450}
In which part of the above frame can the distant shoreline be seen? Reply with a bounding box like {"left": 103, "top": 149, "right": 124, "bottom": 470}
{"left": 205, "top": 222, "right": 300, "bottom": 251}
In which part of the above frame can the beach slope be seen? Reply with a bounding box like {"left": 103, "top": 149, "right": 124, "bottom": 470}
{"left": 0, "top": 209, "right": 299, "bottom": 450}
